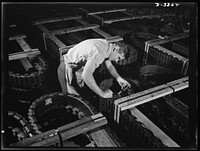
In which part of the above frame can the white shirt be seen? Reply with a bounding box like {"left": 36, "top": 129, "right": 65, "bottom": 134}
{"left": 64, "top": 38, "right": 111, "bottom": 69}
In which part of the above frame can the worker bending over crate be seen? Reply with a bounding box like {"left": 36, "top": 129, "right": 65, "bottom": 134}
{"left": 57, "top": 38, "right": 131, "bottom": 98}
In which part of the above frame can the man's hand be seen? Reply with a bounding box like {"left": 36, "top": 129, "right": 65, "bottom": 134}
{"left": 117, "top": 77, "right": 131, "bottom": 90}
{"left": 102, "top": 89, "right": 113, "bottom": 98}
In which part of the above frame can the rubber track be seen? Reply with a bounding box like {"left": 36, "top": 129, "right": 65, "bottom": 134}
{"left": 9, "top": 55, "right": 48, "bottom": 89}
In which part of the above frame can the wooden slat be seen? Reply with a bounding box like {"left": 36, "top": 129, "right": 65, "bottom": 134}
{"left": 32, "top": 15, "right": 82, "bottom": 25}
{"left": 90, "top": 129, "right": 118, "bottom": 147}
{"left": 48, "top": 24, "right": 100, "bottom": 35}
{"left": 48, "top": 35, "right": 67, "bottom": 50}
{"left": 104, "top": 8, "right": 127, "bottom": 14}
{"left": 165, "top": 76, "right": 188, "bottom": 88}
{"left": 117, "top": 87, "right": 173, "bottom": 123}
{"left": 91, "top": 14, "right": 104, "bottom": 21}
{"left": 12, "top": 113, "right": 107, "bottom": 147}
{"left": 12, "top": 129, "right": 57, "bottom": 146}
{"left": 77, "top": 8, "right": 89, "bottom": 16}
{"left": 57, "top": 113, "right": 103, "bottom": 133}
{"left": 146, "top": 33, "right": 189, "bottom": 48}
{"left": 87, "top": 8, "right": 127, "bottom": 15}
{"left": 16, "top": 38, "right": 32, "bottom": 52}
{"left": 58, "top": 118, "right": 107, "bottom": 146}
{"left": 114, "top": 76, "right": 189, "bottom": 123}
{"left": 36, "top": 24, "right": 50, "bottom": 34}
{"left": 31, "top": 117, "right": 107, "bottom": 146}
{"left": 106, "top": 36, "right": 123, "bottom": 43}
{"left": 64, "top": 24, "right": 100, "bottom": 34}
{"left": 104, "top": 17, "right": 132, "bottom": 24}
{"left": 9, "top": 34, "right": 26, "bottom": 41}
{"left": 76, "top": 18, "right": 111, "bottom": 37}
{"left": 114, "top": 84, "right": 169, "bottom": 122}
{"left": 20, "top": 58, "right": 33, "bottom": 71}
{"left": 183, "top": 61, "right": 189, "bottom": 75}
{"left": 92, "top": 28, "right": 111, "bottom": 37}
{"left": 129, "top": 107, "right": 180, "bottom": 147}
{"left": 9, "top": 49, "right": 41, "bottom": 61}
{"left": 169, "top": 81, "right": 189, "bottom": 92}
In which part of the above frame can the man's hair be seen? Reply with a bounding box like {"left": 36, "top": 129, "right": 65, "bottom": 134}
{"left": 114, "top": 41, "right": 129, "bottom": 59}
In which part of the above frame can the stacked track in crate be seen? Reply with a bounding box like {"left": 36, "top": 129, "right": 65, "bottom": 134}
{"left": 32, "top": 15, "right": 123, "bottom": 63}
{"left": 143, "top": 33, "right": 189, "bottom": 75}
{"left": 12, "top": 92, "right": 123, "bottom": 147}
{"left": 77, "top": 8, "right": 176, "bottom": 26}
{"left": 99, "top": 75, "right": 188, "bottom": 147}
{"left": 8, "top": 25, "right": 48, "bottom": 103}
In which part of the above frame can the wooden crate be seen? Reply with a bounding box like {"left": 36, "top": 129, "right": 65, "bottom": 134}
{"left": 12, "top": 93, "right": 123, "bottom": 147}
{"left": 76, "top": 8, "right": 175, "bottom": 26}
{"left": 143, "top": 33, "right": 189, "bottom": 75}
{"left": 99, "top": 76, "right": 188, "bottom": 147}
{"left": 8, "top": 31, "right": 48, "bottom": 90}
{"left": 32, "top": 16, "right": 123, "bottom": 63}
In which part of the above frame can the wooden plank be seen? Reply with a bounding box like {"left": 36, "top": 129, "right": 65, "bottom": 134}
{"left": 48, "top": 35, "right": 67, "bottom": 50}
{"left": 9, "top": 34, "right": 26, "bottom": 41}
{"left": 9, "top": 49, "right": 41, "bottom": 61}
{"left": 92, "top": 28, "right": 111, "bottom": 37}
{"left": 79, "top": 8, "right": 127, "bottom": 16}
{"left": 106, "top": 36, "right": 123, "bottom": 43}
{"left": 36, "top": 24, "right": 50, "bottom": 34}
{"left": 170, "top": 81, "right": 189, "bottom": 92}
{"left": 20, "top": 58, "right": 33, "bottom": 71}
{"left": 76, "top": 8, "right": 89, "bottom": 16}
{"left": 90, "top": 128, "right": 118, "bottom": 147}
{"left": 104, "top": 8, "right": 127, "bottom": 14}
{"left": 117, "top": 87, "right": 173, "bottom": 123}
{"left": 129, "top": 107, "right": 180, "bottom": 147}
{"left": 55, "top": 117, "right": 107, "bottom": 147}
{"left": 114, "top": 84, "right": 168, "bottom": 108}
{"left": 16, "top": 38, "right": 32, "bottom": 52}
{"left": 64, "top": 24, "right": 100, "bottom": 34}
{"left": 114, "top": 84, "right": 169, "bottom": 122}
{"left": 165, "top": 76, "right": 188, "bottom": 87}
{"left": 90, "top": 14, "right": 105, "bottom": 26}
{"left": 146, "top": 33, "right": 189, "bottom": 47}
{"left": 183, "top": 61, "right": 189, "bottom": 75}
{"left": 12, "top": 128, "right": 57, "bottom": 146}
{"left": 30, "top": 116, "right": 107, "bottom": 146}
{"left": 57, "top": 113, "right": 104, "bottom": 132}
{"left": 104, "top": 17, "right": 132, "bottom": 24}
{"left": 13, "top": 113, "right": 106, "bottom": 147}
{"left": 48, "top": 24, "right": 100, "bottom": 35}
{"left": 114, "top": 76, "right": 189, "bottom": 124}
{"left": 76, "top": 18, "right": 111, "bottom": 37}
{"left": 32, "top": 15, "right": 82, "bottom": 25}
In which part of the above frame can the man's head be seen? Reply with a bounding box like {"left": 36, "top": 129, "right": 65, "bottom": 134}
{"left": 108, "top": 41, "right": 129, "bottom": 62}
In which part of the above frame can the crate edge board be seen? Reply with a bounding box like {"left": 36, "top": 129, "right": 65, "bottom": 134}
{"left": 129, "top": 107, "right": 180, "bottom": 147}
{"left": 32, "top": 15, "right": 82, "bottom": 25}
{"left": 13, "top": 113, "right": 107, "bottom": 147}
{"left": 90, "top": 128, "right": 118, "bottom": 147}
{"left": 114, "top": 76, "right": 189, "bottom": 123}
{"left": 9, "top": 49, "right": 41, "bottom": 61}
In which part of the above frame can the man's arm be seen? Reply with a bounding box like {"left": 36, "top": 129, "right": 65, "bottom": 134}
{"left": 105, "top": 60, "right": 121, "bottom": 80}
{"left": 82, "top": 59, "right": 111, "bottom": 98}
{"left": 105, "top": 60, "right": 130, "bottom": 89}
